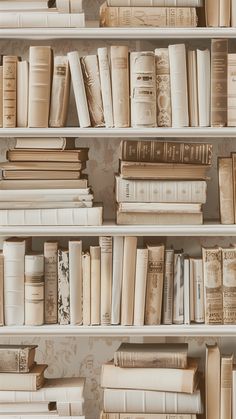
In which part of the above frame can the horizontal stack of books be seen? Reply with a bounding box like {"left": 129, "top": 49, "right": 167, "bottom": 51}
{"left": 0, "top": 0, "right": 85, "bottom": 28}
{"left": 0, "top": 138, "right": 103, "bottom": 226}
{"left": 0, "top": 344, "right": 85, "bottom": 418}
{"left": 218, "top": 154, "right": 236, "bottom": 224}
{"left": 100, "top": 342, "right": 202, "bottom": 419}
{"left": 116, "top": 140, "right": 212, "bottom": 225}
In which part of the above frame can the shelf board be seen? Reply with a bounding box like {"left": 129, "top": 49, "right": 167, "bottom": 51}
{"left": 1, "top": 127, "right": 236, "bottom": 138}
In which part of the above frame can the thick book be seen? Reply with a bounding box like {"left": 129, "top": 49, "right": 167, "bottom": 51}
{"left": 0, "top": 345, "right": 37, "bottom": 373}
{"left": 0, "top": 179, "right": 88, "bottom": 190}
{"left": 155, "top": 48, "right": 171, "bottom": 127}
{"left": 114, "top": 343, "right": 188, "bottom": 368}
{"left": 49, "top": 56, "right": 70, "bottom": 128}
{"left": 101, "top": 414, "right": 197, "bottom": 419}
{"left": 44, "top": 241, "right": 58, "bottom": 324}
{"left": 106, "top": 0, "right": 203, "bottom": 5}
{"left": 222, "top": 247, "right": 236, "bottom": 324}
{"left": 211, "top": 39, "right": 228, "bottom": 127}
{"left": 100, "top": 236, "right": 113, "bottom": 326}
{"left": 98, "top": 47, "right": 114, "bottom": 128}
{"left": 69, "top": 241, "right": 83, "bottom": 325}
{"left": 0, "top": 12, "right": 85, "bottom": 28}
{"left": 145, "top": 244, "right": 164, "bottom": 325}
{"left": 2, "top": 170, "right": 82, "bottom": 180}
{"left": 90, "top": 246, "right": 101, "bottom": 325}
{"left": 206, "top": 344, "right": 220, "bottom": 419}
{"left": 0, "top": 364, "right": 47, "bottom": 391}
{"left": 121, "top": 236, "right": 137, "bottom": 325}
{"left": 202, "top": 247, "right": 223, "bottom": 324}
{"left": 111, "top": 46, "right": 130, "bottom": 128}
{"left": 25, "top": 253, "right": 44, "bottom": 326}
{"left": 117, "top": 211, "right": 203, "bottom": 225}
{"left": 15, "top": 137, "right": 75, "bottom": 150}
{"left": 3, "top": 55, "right": 17, "bottom": 128}
{"left": 101, "top": 358, "right": 199, "bottom": 393}
{"left": 58, "top": 248, "right": 70, "bottom": 325}
{"left": 218, "top": 157, "right": 234, "bottom": 224}
{"left": 197, "top": 49, "right": 210, "bottom": 127}
{"left": 118, "top": 203, "right": 202, "bottom": 214}
{"left": 205, "top": 0, "right": 230, "bottom": 26}
{"left": 7, "top": 148, "right": 89, "bottom": 162}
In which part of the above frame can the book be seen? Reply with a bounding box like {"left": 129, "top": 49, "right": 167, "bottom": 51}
{"left": 133, "top": 248, "right": 148, "bottom": 326}
{"left": 0, "top": 1, "right": 51, "bottom": 9}
{"left": 90, "top": 246, "right": 101, "bottom": 325}
{"left": 121, "top": 236, "right": 137, "bottom": 325}
{"left": 7, "top": 148, "right": 89, "bottom": 162}
{"left": 145, "top": 244, "right": 164, "bottom": 325}
{"left": 205, "top": 0, "right": 230, "bottom": 26}
{"left": 0, "top": 364, "right": 47, "bottom": 391}
{"left": 58, "top": 248, "right": 70, "bottom": 325}
{"left": 0, "top": 179, "right": 88, "bottom": 190}
{"left": 227, "top": 53, "right": 236, "bottom": 126}
{"left": 197, "top": 49, "right": 210, "bottom": 127}
{"left": 0, "top": 66, "right": 2, "bottom": 128}
{"left": 130, "top": 51, "right": 156, "bottom": 128}
{"left": 106, "top": 0, "right": 203, "bottom": 4}
{"left": 0, "top": 201, "right": 93, "bottom": 210}
{"left": 111, "top": 236, "right": 124, "bottom": 325}
{"left": 24, "top": 253, "right": 44, "bottom": 326}
{"left": 0, "top": 402, "right": 55, "bottom": 413}
{"left": 118, "top": 203, "right": 202, "bottom": 214}
{"left": 3, "top": 55, "right": 17, "bottom": 128}
{"left": 232, "top": 0, "right": 236, "bottom": 27}
{"left": 114, "top": 342, "right": 188, "bottom": 368}
{"left": 99, "top": 236, "right": 113, "bottom": 326}
{"left": 82, "top": 252, "right": 91, "bottom": 326}
{"left": 2, "top": 170, "right": 82, "bottom": 180}
{"left": 0, "top": 253, "right": 3, "bottom": 326}
{"left": 162, "top": 249, "right": 174, "bottom": 325}
{"left": 188, "top": 50, "right": 199, "bottom": 127}
{"left": 190, "top": 258, "right": 204, "bottom": 323}
{"left": 101, "top": 358, "right": 199, "bottom": 393}
{"left": 0, "top": 12, "right": 85, "bottom": 28}
{"left": 14, "top": 137, "right": 75, "bottom": 150}
{"left": 57, "top": 401, "right": 83, "bottom": 416}
{"left": 232, "top": 368, "right": 236, "bottom": 419}
{"left": 232, "top": 153, "right": 236, "bottom": 223}
{"left": 0, "top": 188, "right": 91, "bottom": 201}
{"left": 100, "top": 4, "right": 198, "bottom": 27}
{"left": 49, "top": 56, "right": 70, "bottom": 128}
{"left": 111, "top": 46, "right": 130, "bottom": 128}
{"left": 211, "top": 39, "right": 228, "bottom": 127}
{"left": 17, "top": 60, "right": 28, "bottom": 127}
{"left": 202, "top": 247, "right": 223, "bottom": 324}
{"left": 68, "top": 51, "right": 91, "bottom": 128}
{"left": 184, "top": 257, "right": 190, "bottom": 325}
{"left": 173, "top": 251, "right": 184, "bottom": 324}
{"left": 206, "top": 344, "right": 220, "bottom": 419}
{"left": 1, "top": 161, "right": 86, "bottom": 171}
{"left": 101, "top": 414, "right": 197, "bottom": 419}
{"left": 220, "top": 354, "right": 233, "bottom": 419}
{"left": 218, "top": 157, "right": 234, "bottom": 224}
{"left": 222, "top": 247, "right": 236, "bottom": 324}
{"left": 115, "top": 177, "right": 207, "bottom": 204}
{"left": 155, "top": 48, "right": 171, "bottom": 127}
{"left": 103, "top": 388, "right": 203, "bottom": 414}
{"left": 44, "top": 241, "right": 58, "bottom": 324}
{"left": 69, "top": 241, "right": 83, "bottom": 325}
{"left": 0, "top": 416, "right": 84, "bottom": 419}
{"left": 0, "top": 344, "right": 37, "bottom": 373}
{"left": 116, "top": 211, "right": 203, "bottom": 225}
{"left": 98, "top": 47, "right": 114, "bottom": 128}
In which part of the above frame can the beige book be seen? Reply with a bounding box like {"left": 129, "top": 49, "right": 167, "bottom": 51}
{"left": 220, "top": 354, "right": 233, "bottom": 419}
{"left": 190, "top": 258, "right": 204, "bottom": 323}
{"left": 7, "top": 148, "right": 89, "bottom": 162}
{"left": 0, "top": 364, "right": 47, "bottom": 391}
{"left": 67, "top": 51, "right": 91, "bottom": 128}
{"left": 169, "top": 44, "right": 189, "bottom": 127}
{"left": 28, "top": 46, "right": 52, "bottom": 128}
{"left": 0, "top": 344, "right": 37, "bottom": 373}
{"left": 130, "top": 51, "right": 156, "bottom": 128}
{"left": 111, "top": 236, "right": 124, "bottom": 325}
{"left": 49, "top": 56, "right": 70, "bottom": 128}
{"left": 232, "top": 153, "right": 236, "bottom": 223}
{"left": 106, "top": 0, "right": 203, "bottom": 5}
{"left": 70, "top": 0, "right": 83, "bottom": 13}
{"left": 173, "top": 251, "right": 184, "bottom": 325}
{"left": 133, "top": 248, "right": 148, "bottom": 326}
{"left": 155, "top": 48, "right": 171, "bottom": 127}
{"left": 205, "top": 0, "right": 219, "bottom": 26}
{"left": 1, "top": 161, "right": 85, "bottom": 171}
{"left": 0, "top": 66, "right": 2, "bottom": 127}
{"left": 206, "top": 344, "right": 220, "bottom": 419}
{"left": 202, "top": 247, "right": 223, "bottom": 324}
{"left": 44, "top": 241, "right": 58, "bottom": 325}
{"left": 15, "top": 137, "right": 75, "bottom": 150}
{"left": 69, "top": 241, "right": 83, "bottom": 325}
{"left": 222, "top": 247, "right": 236, "bottom": 324}
{"left": 0, "top": 254, "right": 3, "bottom": 326}
{"left": 81, "top": 55, "right": 105, "bottom": 127}
{"left": 98, "top": 47, "right": 114, "bottom": 128}
{"left": 57, "top": 0, "right": 70, "bottom": 12}
{"left": 99, "top": 236, "right": 113, "bottom": 326}
{"left": 145, "top": 244, "right": 164, "bottom": 325}
{"left": 58, "top": 248, "right": 70, "bottom": 325}
{"left": 24, "top": 253, "right": 44, "bottom": 326}
{"left": 0, "top": 178, "right": 88, "bottom": 190}
{"left": 101, "top": 414, "right": 197, "bottom": 419}
{"left": 121, "top": 236, "right": 137, "bottom": 325}
{"left": 111, "top": 46, "right": 130, "bottom": 128}
{"left": 117, "top": 211, "right": 203, "bottom": 225}
{"left": 2, "top": 170, "right": 82, "bottom": 180}
{"left": 218, "top": 157, "right": 234, "bottom": 224}
{"left": 3, "top": 55, "right": 18, "bottom": 128}
{"left": 227, "top": 54, "right": 236, "bottom": 126}
{"left": 162, "top": 249, "right": 174, "bottom": 325}
{"left": 82, "top": 252, "right": 91, "bottom": 326}
{"left": 188, "top": 50, "right": 199, "bottom": 127}
{"left": 211, "top": 39, "right": 228, "bottom": 127}
{"left": 118, "top": 202, "right": 202, "bottom": 214}
{"left": 232, "top": 0, "right": 236, "bottom": 26}
{"left": 17, "top": 60, "right": 28, "bottom": 127}
{"left": 90, "top": 246, "right": 101, "bottom": 325}
{"left": 197, "top": 49, "right": 210, "bottom": 127}
{"left": 220, "top": 0, "right": 231, "bottom": 26}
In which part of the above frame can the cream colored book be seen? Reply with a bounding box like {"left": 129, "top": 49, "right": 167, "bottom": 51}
{"left": 228, "top": 54, "right": 236, "bottom": 126}
{"left": 190, "top": 258, "right": 204, "bottom": 323}
{"left": 99, "top": 236, "right": 113, "bottom": 326}
{"left": 44, "top": 241, "right": 58, "bottom": 324}
{"left": 81, "top": 55, "right": 105, "bottom": 127}
{"left": 0, "top": 364, "right": 47, "bottom": 391}
{"left": 58, "top": 248, "right": 70, "bottom": 325}
{"left": 98, "top": 47, "right": 114, "bottom": 128}
{"left": 155, "top": 48, "right": 171, "bottom": 127}
{"left": 222, "top": 247, "right": 236, "bottom": 324}
{"left": 173, "top": 251, "right": 184, "bottom": 325}
{"left": 130, "top": 51, "right": 156, "bottom": 128}
{"left": 197, "top": 49, "right": 210, "bottom": 127}
{"left": 232, "top": 0, "right": 236, "bottom": 26}
{"left": 68, "top": 51, "right": 91, "bottom": 128}
{"left": 17, "top": 60, "right": 28, "bottom": 127}
{"left": 111, "top": 236, "right": 124, "bottom": 325}
{"left": 0, "top": 179, "right": 88, "bottom": 190}
{"left": 184, "top": 257, "right": 190, "bottom": 325}
{"left": 0, "top": 12, "right": 85, "bottom": 28}
{"left": 90, "top": 246, "right": 101, "bottom": 325}
{"left": 15, "top": 137, "right": 74, "bottom": 150}
{"left": 220, "top": 0, "right": 230, "bottom": 26}
{"left": 0, "top": 66, "right": 3, "bottom": 128}
{"left": 111, "top": 46, "right": 130, "bottom": 128}
{"left": 101, "top": 414, "right": 197, "bottom": 419}
{"left": 162, "top": 249, "right": 174, "bottom": 325}
{"left": 120, "top": 162, "right": 209, "bottom": 180}
{"left": 106, "top": 0, "right": 203, "bottom": 4}
{"left": 220, "top": 354, "right": 233, "bottom": 419}
{"left": 69, "top": 241, "right": 83, "bottom": 325}
{"left": 49, "top": 56, "right": 70, "bottom": 128}
{"left": 145, "top": 244, "right": 165, "bottom": 325}
{"left": 188, "top": 50, "right": 199, "bottom": 127}
{"left": 0, "top": 254, "right": 3, "bottom": 326}
{"left": 3, "top": 55, "right": 18, "bottom": 128}
{"left": 28, "top": 46, "right": 52, "bottom": 128}
{"left": 82, "top": 252, "right": 91, "bottom": 326}
{"left": 24, "top": 253, "right": 44, "bottom": 326}
{"left": 117, "top": 211, "right": 203, "bottom": 225}
{"left": 118, "top": 203, "right": 202, "bottom": 213}
{"left": 133, "top": 248, "right": 148, "bottom": 326}
{"left": 218, "top": 157, "right": 234, "bottom": 224}
{"left": 206, "top": 344, "right": 220, "bottom": 419}
{"left": 121, "top": 236, "right": 137, "bottom": 326}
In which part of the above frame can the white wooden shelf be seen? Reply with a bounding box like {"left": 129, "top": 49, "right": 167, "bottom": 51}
{"left": 1, "top": 127, "right": 236, "bottom": 138}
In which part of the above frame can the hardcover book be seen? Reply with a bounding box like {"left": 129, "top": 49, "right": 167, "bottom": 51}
{"left": 0, "top": 345, "right": 37, "bottom": 373}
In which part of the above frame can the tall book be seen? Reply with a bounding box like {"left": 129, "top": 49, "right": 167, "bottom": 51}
{"left": 3, "top": 55, "right": 18, "bottom": 128}
{"left": 202, "top": 247, "right": 223, "bottom": 324}
{"left": 82, "top": 251, "right": 91, "bottom": 326}
{"left": 220, "top": 354, "right": 233, "bottom": 419}
{"left": 98, "top": 47, "right": 114, "bottom": 128}
{"left": 232, "top": 153, "right": 236, "bottom": 223}
{"left": 227, "top": 53, "right": 236, "bottom": 126}
{"left": 222, "top": 247, "right": 236, "bottom": 324}
{"left": 121, "top": 236, "right": 137, "bottom": 325}
{"left": 99, "top": 236, "right": 113, "bottom": 326}
{"left": 111, "top": 46, "right": 130, "bottom": 128}
{"left": 190, "top": 258, "right": 204, "bottom": 323}
{"left": 17, "top": 60, "right": 28, "bottom": 127}
{"left": 111, "top": 236, "right": 124, "bottom": 325}
{"left": 133, "top": 248, "right": 148, "bottom": 326}
{"left": 218, "top": 157, "right": 234, "bottom": 225}
{"left": 211, "top": 39, "right": 228, "bottom": 127}
{"left": 205, "top": 344, "right": 220, "bottom": 419}
{"left": 90, "top": 246, "right": 101, "bottom": 325}
{"left": 155, "top": 48, "right": 171, "bottom": 127}
{"left": 44, "top": 241, "right": 58, "bottom": 324}
{"left": 197, "top": 49, "right": 210, "bottom": 127}
{"left": 184, "top": 257, "right": 190, "bottom": 325}
{"left": 205, "top": 0, "right": 230, "bottom": 26}
{"left": 162, "top": 249, "right": 174, "bottom": 325}
{"left": 232, "top": 0, "right": 236, "bottom": 27}
{"left": 0, "top": 253, "right": 3, "bottom": 326}
{"left": 58, "top": 248, "right": 70, "bottom": 325}
{"left": 49, "top": 56, "right": 70, "bottom": 128}
{"left": 130, "top": 51, "right": 156, "bottom": 128}
{"left": 106, "top": 0, "right": 203, "bottom": 4}
{"left": 188, "top": 50, "right": 199, "bottom": 127}
{"left": 173, "top": 251, "right": 184, "bottom": 325}
{"left": 69, "top": 241, "right": 83, "bottom": 325}
{"left": 0, "top": 66, "right": 3, "bottom": 128}
{"left": 24, "top": 253, "right": 44, "bottom": 326}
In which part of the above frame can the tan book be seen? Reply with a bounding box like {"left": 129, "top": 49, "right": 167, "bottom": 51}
{"left": 99, "top": 237, "right": 113, "bottom": 326}
{"left": 133, "top": 248, "right": 148, "bottom": 326}
{"left": 232, "top": 153, "right": 236, "bottom": 223}
{"left": 155, "top": 48, "right": 171, "bottom": 127}
{"left": 17, "top": 60, "right": 28, "bottom": 127}
{"left": 114, "top": 342, "right": 188, "bottom": 369}
{"left": 24, "top": 253, "right": 44, "bottom": 326}
{"left": 202, "top": 247, "right": 223, "bottom": 325}
{"left": 44, "top": 241, "right": 58, "bottom": 325}
{"left": 130, "top": 51, "right": 156, "bottom": 128}
{"left": 49, "top": 56, "right": 70, "bottom": 128}
{"left": 0, "top": 178, "right": 88, "bottom": 190}
{"left": 1, "top": 161, "right": 85, "bottom": 171}
{"left": 0, "top": 344, "right": 37, "bottom": 373}
{"left": 205, "top": 0, "right": 230, "bottom": 26}
{"left": 90, "top": 246, "right": 101, "bottom": 325}
{"left": 211, "top": 39, "right": 228, "bottom": 127}
{"left": 222, "top": 247, "right": 236, "bottom": 324}
{"left": 118, "top": 202, "right": 202, "bottom": 214}
{"left": 101, "top": 414, "right": 197, "bottom": 419}
{"left": 197, "top": 49, "right": 210, "bottom": 127}
{"left": 3, "top": 55, "right": 18, "bottom": 128}
{"left": 205, "top": 344, "right": 220, "bottom": 419}
{"left": 0, "top": 364, "right": 47, "bottom": 391}
{"left": 227, "top": 54, "right": 236, "bottom": 126}
{"left": 218, "top": 157, "right": 234, "bottom": 225}
{"left": 162, "top": 249, "right": 174, "bottom": 325}
{"left": 117, "top": 211, "right": 203, "bottom": 225}
{"left": 2, "top": 170, "right": 82, "bottom": 180}
{"left": 188, "top": 50, "right": 199, "bottom": 127}
{"left": 106, "top": 0, "right": 203, "bottom": 4}
{"left": 220, "top": 354, "right": 233, "bottom": 419}
{"left": 7, "top": 148, "right": 89, "bottom": 162}
{"left": 111, "top": 46, "right": 130, "bottom": 128}
{"left": 82, "top": 251, "right": 91, "bottom": 326}
{"left": 15, "top": 137, "right": 75, "bottom": 150}
{"left": 0, "top": 254, "right": 3, "bottom": 326}
{"left": 0, "top": 66, "right": 2, "bottom": 128}
{"left": 145, "top": 244, "right": 164, "bottom": 325}
{"left": 69, "top": 241, "right": 83, "bottom": 325}
{"left": 121, "top": 236, "right": 137, "bottom": 325}
{"left": 98, "top": 47, "right": 114, "bottom": 128}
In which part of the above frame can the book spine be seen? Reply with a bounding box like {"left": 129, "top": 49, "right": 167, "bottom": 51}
{"left": 162, "top": 249, "right": 174, "bottom": 325}
{"left": 205, "top": 0, "right": 219, "bottom": 26}
{"left": 49, "top": 56, "right": 70, "bottom": 128}
{"left": 121, "top": 236, "right": 137, "bottom": 325}
{"left": 98, "top": 47, "right": 114, "bottom": 128}
{"left": 155, "top": 48, "right": 172, "bottom": 127}
{"left": 82, "top": 252, "right": 91, "bottom": 325}
{"left": 99, "top": 236, "right": 113, "bottom": 326}
{"left": 220, "top": 355, "right": 233, "bottom": 419}
{"left": 218, "top": 157, "right": 234, "bottom": 224}
{"left": 130, "top": 51, "right": 156, "bottom": 128}
{"left": 197, "top": 49, "right": 210, "bottom": 127}
{"left": 111, "top": 46, "right": 130, "bottom": 128}
{"left": 25, "top": 254, "right": 44, "bottom": 326}
{"left": 90, "top": 246, "right": 101, "bottom": 325}
{"left": 28, "top": 46, "right": 52, "bottom": 128}
{"left": 69, "top": 241, "right": 83, "bottom": 325}
{"left": 101, "top": 414, "right": 197, "bottom": 419}
{"left": 133, "top": 248, "right": 148, "bottom": 326}
{"left": 111, "top": 236, "right": 124, "bottom": 324}
{"left": 202, "top": 247, "right": 223, "bottom": 324}
{"left": 222, "top": 247, "right": 236, "bottom": 324}
{"left": 17, "top": 61, "right": 28, "bottom": 127}
{"left": 81, "top": 55, "right": 105, "bottom": 127}
{"left": 0, "top": 66, "right": 2, "bottom": 128}
{"left": 107, "top": 0, "right": 203, "bottom": 5}
{"left": 57, "top": 0, "right": 70, "bottom": 12}
{"left": 67, "top": 51, "right": 91, "bottom": 128}
{"left": 192, "top": 259, "right": 204, "bottom": 323}
{"left": 227, "top": 54, "right": 236, "bottom": 126}
{"left": 44, "top": 241, "right": 58, "bottom": 324}
{"left": 173, "top": 252, "right": 184, "bottom": 324}
{"left": 232, "top": 0, "right": 236, "bottom": 26}
{"left": 145, "top": 244, "right": 165, "bottom": 325}
{"left": 3, "top": 56, "right": 17, "bottom": 128}
{"left": 187, "top": 50, "right": 199, "bottom": 127}
{"left": 0, "top": 254, "right": 3, "bottom": 326}
{"left": 219, "top": 0, "right": 230, "bottom": 26}
{"left": 0, "top": 13, "right": 85, "bottom": 28}
{"left": 211, "top": 39, "right": 228, "bottom": 127}
{"left": 70, "top": 0, "right": 83, "bottom": 13}
{"left": 0, "top": 348, "right": 30, "bottom": 373}
{"left": 184, "top": 258, "right": 190, "bottom": 325}
{"left": 58, "top": 248, "right": 70, "bottom": 325}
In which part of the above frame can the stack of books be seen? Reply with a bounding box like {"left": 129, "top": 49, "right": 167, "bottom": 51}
{"left": 116, "top": 140, "right": 212, "bottom": 225}
{"left": 218, "top": 154, "right": 236, "bottom": 225}
{"left": 0, "top": 138, "right": 103, "bottom": 226}
{"left": 0, "top": 0, "right": 85, "bottom": 28}
{"left": 0, "top": 344, "right": 85, "bottom": 418}
{"left": 100, "top": 342, "right": 203, "bottom": 419}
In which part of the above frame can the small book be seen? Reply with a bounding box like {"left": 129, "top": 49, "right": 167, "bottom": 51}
{"left": 1, "top": 162, "right": 86, "bottom": 171}
{"left": 0, "top": 364, "right": 47, "bottom": 391}
{"left": 15, "top": 137, "right": 75, "bottom": 150}
{"left": 2, "top": 170, "right": 82, "bottom": 180}
{"left": 0, "top": 179, "right": 88, "bottom": 190}
{"left": 0, "top": 344, "right": 37, "bottom": 373}
{"left": 117, "top": 202, "right": 202, "bottom": 214}
{"left": 7, "top": 149, "right": 89, "bottom": 162}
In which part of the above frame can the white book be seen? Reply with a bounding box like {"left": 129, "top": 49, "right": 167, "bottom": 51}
{"left": 173, "top": 251, "right": 184, "bottom": 325}
{"left": 0, "top": 253, "right": 3, "bottom": 326}
{"left": 187, "top": 50, "right": 198, "bottom": 127}
{"left": 133, "top": 248, "right": 148, "bottom": 326}
{"left": 111, "top": 236, "right": 124, "bottom": 325}
{"left": 25, "top": 253, "right": 44, "bottom": 326}
{"left": 106, "top": 0, "right": 203, "bottom": 5}
{"left": 190, "top": 258, "right": 204, "bottom": 323}
{"left": 121, "top": 236, "right": 137, "bottom": 325}
{"left": 57, "top": 401, "right": 83, "bottom": 416}
{"left": 15, "top": 137, "right": 69, "bottom": 149}
{"left": 67, "top": 51, "right": 91, "bottom": 128}
{"left": 162, "top": 249, "right": 174, "bottom": 325}
{"left": 197, "top": 49, "right": 210, "bottom": 127}
{"left": 99, "top": 237, "right": 113, "bottom": 326}
{"left": 0, "top": 13, "right": 85, "bottom": 28}
{"left": 17, "top": 61, "right": 28, "bottom": 128}
{"left": 82, "top": 252, "right": 91, "bottom": 326}
{"left": 0, "top": 1, "right": 49, "bottom": 10}
{"left": 98, "top": 47, "right": 114, "bottom": 128}
{"left": 232, "top": 0, "right": 236, "bottom": 27}
{"left": 184, "top": 257, "right": 190, "bottom": 325}
{"left": 0, "top": 416, "right": 84, "bottom": 419}
{"left": 90, "top": 246, "right": 101, "bottom": 325}
{"left": 0, "top": 402, "right": 53, "bottom": 413}
{"left": 69, "top": 241, "right": 83, "bottom": 325}
{"left": 0, "top": 189, "right": 91, "bottom": 201}
{"left": 169, "top": 44, "right": 189, "bottom": 127}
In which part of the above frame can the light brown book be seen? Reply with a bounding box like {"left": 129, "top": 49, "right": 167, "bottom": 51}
{"left": 188, "top": 50, "right": 199, "bottom": 127}
{"left": 205, "top": 344, "right": 220, "bottom": 419}
{"left": 205, "top": 0, "right": 230, "bottom": 27}
{"left": 220, "top": 354, "right": 233, "bottom": 419}
{"left": 121, "top": 236, "right": 137, "bottom": 325}
{"left": 211, "top": 39, "right": 228, "bottom": 127}
{"left": 155, "top": 48, "right": 171, "bottom": 127}
{"left": 0, "top": 178, "right": 88, "bottom": 190}
{"left": 111, "top": 46, "right": 130, "bottom": 128}
{"left": 101, "top": 414, "right": 197, "bottom": 419}
{"left": 222, "top": 247, "right": 236, "bottom": 324}
{"left": 0, "top": 66, "right": 2, "bottom": 128}
{"left": 227, "top": 53, "right": 236, "bottom": 126}
{"left": 15, "top": 137, "right": 75, "bottom": 150}
{"left": 3, "top": 56, "right": 18, "bottom": 128}
{"left": 0, "top": 344, "right": 37, "bottom": 373}
{"left": 232, "top": 153, "right": 236, "bottom": 223}
{"left": 44, "top": 241, "right": 58, "bottom": 325}
{"left": 2, "top": 170, "right": 82, "bottom": 180}
{"left": 218, "top": 157, "right": 234, "bottom": 225}
{"left": 117, "top": 211, "right": 203, "bottom": 225}
{"left": 118, "top": 202, "right": 202, "bottom": 214}
{"left": 0, "top": 364, "right": 47, "bottom": 391}
{"left": 1, "top": 161, "right": 85, "bottom": 171}
{"left": 7, "top": 148, "right": 89, "bottom": 162}
{"left": 49, "top": 56, "right": 70, "bottom": 128}
{"left": 145, "top": 244, "right": 164, "bottom": 325}
{"left": 17, "top": 60, "right": 28, "bottom": 127}
{"left": 28, "top": 46, "right": 52, "bottom": 128}
{"left": 0, "top": 253, "right": 3, "bottom": 326}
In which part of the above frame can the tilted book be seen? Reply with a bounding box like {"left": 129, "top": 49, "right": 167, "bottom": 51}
{"left": 218, "top": 157, "right": 234, "bottom": 224}
{"left": 111, "top": 46, "right": 130, "bottom": 128}
{"left": 44, "top": 241, "right": 58, "bottom": 324}
{"left": 0, "top": 345, "right": 37, "bottom": 373}
{"left": 121, "top": 236, "right": 137, "bottom": 325}
{"left": 49, "top": 56, "right": 70, "bottom": 128}
{"left": 155, "top": 48, "right": 171, "bottom": 127}
{"left": 58, "top": 248, "right": 70, "bottom": 325}
{"left": 211, "top": 39, "right": 228, "bottom": 127}
{"left": 0, "top": 364, "right": 47, "bottom": 391}
{"left": 99, "top": 236, "right": 113, "bottom": 326}
{"left": 3, "top": 55, "right": 18, "bottom": 128}
{"left": 24, "top": 253, "right": 44, "bottom": 326}
{"left": 202, "top": 247, "right": 223, "bottom": 324}
{"left": 98, "top": 47, "right": 114, "bottom": 128}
